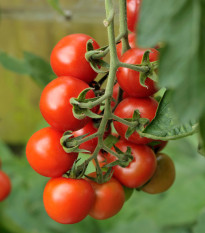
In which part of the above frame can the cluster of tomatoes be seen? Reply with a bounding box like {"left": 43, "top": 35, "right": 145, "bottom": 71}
{"left": 26, "top": 0, "right": 176, "bottom": 225}
{"left": 0, "top": 159, "right": 11, "bottom": 202}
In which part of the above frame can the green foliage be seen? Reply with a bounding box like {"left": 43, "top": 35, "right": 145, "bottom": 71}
{"left": 0, "top": 136, "right": 205, "bottom": 233}
{"left": 46, "top": 0, "right": 69, "bottom": 17}
{"left": 141, "top": 91, "right": 198, "bottom": 140}
{"left": 138, "top": 0, "right": 205, "bottom": 143}
{"left": 0, "top": 51, "right": 55, "bottom": 87}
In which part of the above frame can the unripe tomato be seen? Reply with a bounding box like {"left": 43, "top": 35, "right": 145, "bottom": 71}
{"left": 116, "top": 33, "right": 137, "bottom": 58}
{"left": 43, "top": 177, "right": 95, "bottom": 224}
{"left": 50, "top": 34, "right": 100, "bottom": 83}
{"left": 107, "top": 140, "right": 157, "bottom": 188}
{"left": 114, "top": 97, "right": 158, "bottom": 144}
{"left": 86, "top": 173, "right": 125, "bottom": 220}
{"left": 117, "top": 48, "right": 159, "bottom": 98}
{"left": 40, "top": 76, "right": 97, "bottom": 132}
{"left": 127, "top": 0, "right": 141, "bottom": 32}
{"left": 0, "top": 170, "right": 11, "bottom": 201}
{"left": 26, "top": 127, "right": 77, "bottom": 177}
{"left": 142, "top": 153, "right": 175, "bottom": 194}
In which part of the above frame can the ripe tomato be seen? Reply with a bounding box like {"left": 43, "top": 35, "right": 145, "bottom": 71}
{"left": 43, "top": 177, "right": 95, "bottom": 224}
{"left": 73, "top": 121, "right": 110, "bottom": 153}
{"left": 127, "top": 0, "right": 141, "bottom": 32}
{"left": 40, "top": 76, "right": 97, "bottom": 132}
{"left": 111, "top": 83, "right": 129, "bottom": 108}
{"left": 142, "top": 153, "right": 175, "bottom": 194}
{"left": 117, "top": 48, "right": 159, "bottom": 98}
{"left": 116, "top": 33, "right": 137, "bottom": 58}
{"left": 107, "top": 140, "right": 157, "bottom": 188}
{"left": 50, "top": 34, "right": 100, "bottom": 83}
{"left": 114, "top": 97, "right": 158, "bottom": 144}
{"left": 0, "top": 171, "right": 11, "bottom": 201}
{"left": 92, "top": 151, "right": 109, "bottom": 167}
{"left": 86, "top": 173, "right": 125, "bottom": 220}
{"left": 150, "top": 140, "right": 168, "bottom": 153}
{"left": 26, "top": 127, "right": 77, "bottom": 177}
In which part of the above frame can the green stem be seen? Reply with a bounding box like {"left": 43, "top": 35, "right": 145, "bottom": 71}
{"left": 112, "top": 114, "right": 135, "bottom": 127}
{"left": 102, "top": 145, "right": 123, "bottom": 159}
{"left": 119, "top": 62, "right": 150, "bottom": 73}
{"left": 119, "top": 0, "right": 130, "bottom": 54}
{"left": 78, "top": 94, "right": 109, "bottom": 109}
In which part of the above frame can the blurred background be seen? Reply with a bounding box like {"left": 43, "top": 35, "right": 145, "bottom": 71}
{"left": 0, "top": 1, "right": 205, "bottom": 233}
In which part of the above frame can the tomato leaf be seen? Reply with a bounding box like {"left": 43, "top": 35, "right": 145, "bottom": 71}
{"left": 0, "top": 51, "right": 54, "bottom": 87}
{"left": 138, "top": 0, "right": 205, "bottom": 122}
{"left": 140, "top": 91, "right": 198, "bottom": 140}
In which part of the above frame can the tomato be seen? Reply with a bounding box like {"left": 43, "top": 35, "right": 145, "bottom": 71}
{"left": 0, "top": 170, "right": 11, "bottom": 201}
{"left": 50, "top": 34, "right": 100, "bottom": 84}
{"left": 116, "top": 33, "right": 137, "bottom": 58}
{"left": 107, "top": 140, "right": 157, "bottom": 188}
{"left": 86, "top": 173, "right": 125, "bottom": 220}
{"left": 127, "top": 0, "right": 141, "bottom": 32}
{"left": 114, "top": 97, "right": 158, "bottom": 144}
{"left": 40, "top": 76, "right": 97, "bottom": 132}
{"left": 111, "top": 83, "right": 129, "bottom": 108}
{"left": 73, "top": 121, "right": 110, "bottom": 153}
{"left": 117, "top": 48, "right": 159, "bottom": 98}
{"left": 92, "top": 151, "right": 109, "bottom": 167}
{"left": 26, "top": 127, "right": 77, "bottom": 177}
{"left": 142, "top": 153, "right": 175, "bottom": 194}
{"left": 150, "top": 140, "right": 168, "bottom": 153}
{"left": 43, "top": 177, "right": 95, "bottom": 224}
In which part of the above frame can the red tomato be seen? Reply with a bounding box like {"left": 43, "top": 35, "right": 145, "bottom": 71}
{"left": 107, "top": 140, "right": 157, "bottom": 188}
{"left": 111, "top": 83, "right": 129, "bottom": 108}
{"left": 0, "top": 171, "right": 11, "bottom": 201}
{"left": 43, "top": 177, "right": 95, "bottom": 224}
{"left": 117, "top": 48, "right": 159, "bottom": 98}
{"left": 92, "top": 151, "right": 109, "bottom": 168}
{"left": 114, "top": 97, "right": 158, "bottom": 144}
{"left": 142, "top": 153, "right": 175, "bottom": 194}
{"left": 116, "top": 33, "right": 137, "bottom": 58}
{"left": 151, "top": 140, "right": 168, "bottom": 153}
{"left": 50, "top": 34, "right": 100, "bottom": 83}
{"left": 26, "top": 127, "right": 77, "bottom": 177}
{"left": 86, "top": 173, "right": 125, "bottom": 220}
{"left": 127, "top": 0, "right": 141, "bottom": 32}
{"left": 40, "top": 76, "right": 97, "bottom": 132}
{"left": 73, "top": 121, "right": 110, "bottom": 153}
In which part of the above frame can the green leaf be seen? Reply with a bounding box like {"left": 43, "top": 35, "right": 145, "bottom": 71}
{"left": 140, "top": 91, "right": 198, "bottom": 140}
{"left": 104, "top": 134, "right": 119, "bottom": 148}
{"left": 138, "top": 0, "right": 205, "bottom": 122}
{"left": 46, "top": 0, "right": 66, "bottom": 16}
{"left": 0, "top": 51, "right": 54, "bottom": 87}
{"left": 198, "top": 112, "right": 205, "bottom": 155}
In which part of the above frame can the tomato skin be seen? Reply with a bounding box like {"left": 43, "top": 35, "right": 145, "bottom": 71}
{"left": 26, "top": 127, "right": 77, "bottom": 177}
{"left": 127, "top": 0, "right": 141, "bottom": 32}
{"left": 111, "top": 83, "right": 129, "bottom": 108}
{"left": 0, "top": 171, "right": 11, "bottom": 201}
{"left": 40, "top": 76, "right": 97, "bottom": 132}
{"left": 142, "top": 153, "right": 175, "bottom": 194}
{"left": 86, "top": 173, "right": 125, "bottom": 220}
{"left": 107, "top": 140, "right": 157, "bottom": 188}
{"left": 114, "top": 97, "right": 158, "bottom": 144}
{"left": 43, "top": 177, "right": 95, "bottom": 224}
{"left": 151, "top": 140, "right": 168, "bottom": 153}
{"left": 117, "top": 48, "right": 159, "bottom": 98}
{"left": 50, "top": 34, "right": 100, "bottom": 83}
{"left": 116, "top": 33, "right": 136, "bottom": 58}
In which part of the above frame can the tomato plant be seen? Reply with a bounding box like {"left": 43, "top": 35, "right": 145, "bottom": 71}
{"left": 111, "top": 83, "right": 129, "bottom": 108}
{"left": 0, "top": 170, "right": 11, "bottom": 201}
{"left": 86, "top": 173, "right": 125, "bottom": 220}
{"left": 142, "top": 153, "right": 175, "bottom": 194}
{"left": 107, "top": 140, "right": 157, "bottom": 188}
{"left": 50, "top": 34, "right": 100, "bottom": 83}
{"left": 117, "top": 48, "right": 159, "bottom": 98}
{"left": 40, "top": 76, "right": 97, "bottom": 132}
{"left": 114, "top": 97, "right": 158, "bottom": 144}
{"left": 43, "top": 177, "right": 95, "bottom": 224}
{"left": 26, "top": 127, "right": 77, "bottom": 177}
